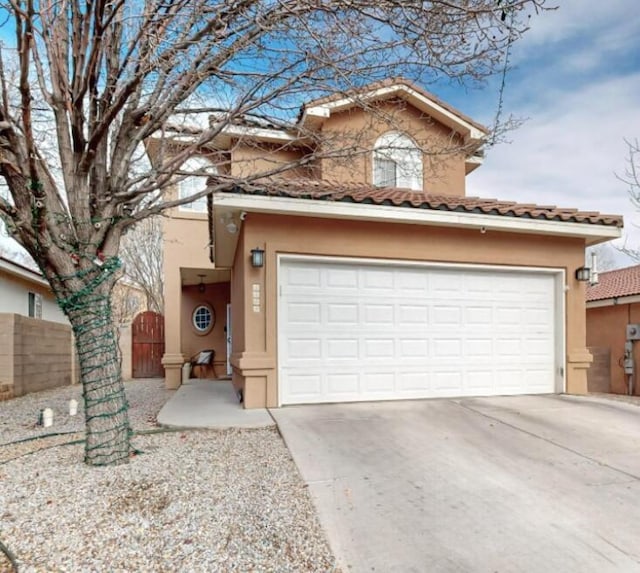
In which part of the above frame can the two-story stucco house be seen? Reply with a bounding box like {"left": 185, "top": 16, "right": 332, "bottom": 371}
{"left": 158, "top": 78, "right": 622, "bottom": 409}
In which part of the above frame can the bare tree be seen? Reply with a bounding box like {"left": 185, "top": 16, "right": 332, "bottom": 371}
{"left": 615, "top": 139, "right": 640, "bottom": 265}
{"left": 586, "top": 242, "right": 622, "bottom": 273}
{"left": 119, "top": 217, "right": 163, "bottom": 314}
{"left": 0, "top": 0, "right": 546, "bottom": 465}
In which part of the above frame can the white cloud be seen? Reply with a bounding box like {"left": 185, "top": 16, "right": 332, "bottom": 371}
{"left": 467, "top": 0, "right": 640, "bottom": 248}
{"left": 517, "top": 0, "right": 640, "bottom": 52}
{"left": 469, "top": 72, "right": 640, "bottom": 238}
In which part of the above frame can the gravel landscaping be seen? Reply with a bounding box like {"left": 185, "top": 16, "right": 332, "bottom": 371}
{"left": 0, "top": 381, "right": 338, "bottom": 572}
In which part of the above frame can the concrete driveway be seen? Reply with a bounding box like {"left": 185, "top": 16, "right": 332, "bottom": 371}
{"left": 271, "top": 395, "right": 640, "bottom": 573}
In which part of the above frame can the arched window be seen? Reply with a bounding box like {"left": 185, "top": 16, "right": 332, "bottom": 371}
{"left": 373, "top": 132, "right": 423, "bottom": 191}
{"left": 178, "top": 157, "right": 217, "bottom": 212}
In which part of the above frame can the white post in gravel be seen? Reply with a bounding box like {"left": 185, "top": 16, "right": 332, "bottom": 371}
{"left": 69, "top": 399, "right": 78, "bottom": 416}
{"left": 43, "top": 408, "right": 54, "bottom": 428}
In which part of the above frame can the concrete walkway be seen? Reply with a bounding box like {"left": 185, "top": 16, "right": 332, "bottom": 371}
{"left": 157, "top": 379, "right": 274, "bottom": 429}
{"left": 272, "top": 395, "right": 640, "bottom": 573}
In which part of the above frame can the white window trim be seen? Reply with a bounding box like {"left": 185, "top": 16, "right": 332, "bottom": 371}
{"left": 373, "top": 132, "right": 423, "bottom": 191}
{"left": 178, "top": 157, "right": 217, "bottom": 213}
{"left": 192, "top": 303, "right": 215, "bottom": 335}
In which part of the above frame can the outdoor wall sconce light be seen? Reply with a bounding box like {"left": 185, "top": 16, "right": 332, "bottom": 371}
{"left": 250, "top": 247, "right": 265, "bottom": 268}
{"left": 198, "top": 274, "right": 206, "bottom": 293}
{"left": 575, "top": 267, "right": 591, "bottom": 282}
{"left": 576, "top": 251, "right": 599, "bottom": 285}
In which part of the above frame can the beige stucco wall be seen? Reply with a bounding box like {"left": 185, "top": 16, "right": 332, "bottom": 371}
{"left": 317, "top": 102, "right": 466, "bottom": 195}
{"left": 230, "top": 213, "right": 589, "bottom": 408}
{"left": 161, "top": 213, "right": 211, "bottom": 379}
{"left": 587, "top": 303, "right": 640, "bottom": 395}
{"left": 230, "top": 143, "right": 310, "bottom": 179}
{"left": 181, "top": 282, "right": 231, "bottom": 375}
{"left": 118, "top": 324, "right": 133, "bottom": 381}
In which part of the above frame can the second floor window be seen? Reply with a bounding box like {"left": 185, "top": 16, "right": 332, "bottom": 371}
{"left": 178, "top": 157, "right": 217, "bottom": 213}
{"left": 373, "top": 132, "right": 423, "bottom": 191}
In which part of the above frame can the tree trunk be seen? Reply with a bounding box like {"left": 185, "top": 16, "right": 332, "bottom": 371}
{"left": 65, "top": 286, "right": 131, "bottom": 465}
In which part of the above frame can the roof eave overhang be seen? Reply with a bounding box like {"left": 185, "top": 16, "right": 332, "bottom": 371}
{"left": 0, "top": 259, "right": 49, "bottom": 288}
{"left": 300, "top": 85, "right": 487, "bottom": 144}
{"left": 152, "top": 123, "right": 306, "bottom": 149}
{"left": 465, "top": 155, "right": 484, "bottom": 174}
{"left": 212, "top": 193, "right": 621, "bottom": 265}
{"left": 587, "top": 293, "right": 640, "bottom": 308}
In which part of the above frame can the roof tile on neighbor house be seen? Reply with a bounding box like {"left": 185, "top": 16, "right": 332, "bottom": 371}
{"left": 301, "top": 77, "right": 489, "bottom": 134}
{"left": 217, "top": 178, "right": 623, "bottom": 228}
{"left": 587, "top": 265, "right": 640, "bottom": 301}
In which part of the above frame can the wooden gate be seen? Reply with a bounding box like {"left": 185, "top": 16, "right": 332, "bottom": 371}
{"left": 132, "top": 311, "right": 165, "bottom": 378}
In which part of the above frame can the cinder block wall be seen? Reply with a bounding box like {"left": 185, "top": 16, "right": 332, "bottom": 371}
{"left": 0, "top": 314, "right": 16, "bottom": 400}
{"left": 0, "top": 313, "right": 74, "bottom": 400}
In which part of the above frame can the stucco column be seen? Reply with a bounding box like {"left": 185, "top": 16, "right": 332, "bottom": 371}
{"left": 566, "top": 349, "right": 593, "bottom": 395}
{"left": 162, "top": 264, "right": 184, "bottom": 389}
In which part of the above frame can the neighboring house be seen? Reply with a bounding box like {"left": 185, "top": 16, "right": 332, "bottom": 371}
{"left": 0, "top": 255, "right": 67, "bottom": 323}
{"left": 586, "top": 265, "right": 640, "bottom": 396}
{"left": 158, "top": 78, "right": 622, "bottom": 408}
{"left": 112, "top": 280, "right": 148, "bottom": 326}
{"left": 0, "top": 256, "right": 73, "bottom": 400}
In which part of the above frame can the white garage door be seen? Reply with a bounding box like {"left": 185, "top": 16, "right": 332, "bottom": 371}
{"left": 278, "top": 258, "right": 559, "bottom": 405}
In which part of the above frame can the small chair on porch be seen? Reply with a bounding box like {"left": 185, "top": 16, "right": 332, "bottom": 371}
{"left": 189, "top": 349, "right": 216, "bottom": 379}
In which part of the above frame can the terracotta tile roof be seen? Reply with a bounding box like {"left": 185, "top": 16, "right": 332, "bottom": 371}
{"left": 218, "top": 178, "right": 623, "bottom": 227}
{"left": 302, "top": 77, "right": 489, "bottom": 134}
{"left": 587, "top": 265, "right": 640, "bottom": 301}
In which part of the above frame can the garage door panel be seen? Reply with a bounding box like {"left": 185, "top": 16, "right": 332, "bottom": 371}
{"left": 396, "top": 271, "right": 429, "bottom": 293}
{"left": 466, "top": 370, "right": 494, "bottom": 391}
{"left": 398, "top": 372, "right": 431, "bottom": 392}
{"left": 287, "top": 337, "right": 322, "bottom": 359}
{"left": 286, "top": 373, "right": 322, "bottom": 399}
{"left": 363, "top": 372, "right": 396, "bottom": 393}
{"left": 279, "top": 259, "right": 558, "bottom": 405}
{"left": 433, "top": 371, "right": 463, "bottom": 392}
{"left": 327, "top": 338, "right": 358, "bottom": 359}
{"left": 466, "top": 306, "right": 493, "bottom": 324}
{"left": 327, "top": 373, "right": 360, "bottom": 395}
{"left": 326, "top": 267, "right": 358, "bottom": 288}
{"left": 286, "top": 266, "right": 321, "bottom": 287}
{"left": 433, "top": 338, "right": 462, "bottom": 358}
{"left": 399, "top": 338, "right": 429, "bottom": 357}
{"left": 364, "top": 304, "right": 394, "bottom": 323}
{"left": 432, "top": 306, "right": 462, "bottom": 325}
{"left": 287, "top": 302, "right": 321, "bottom": 323}
{"left": 362, "top": 268, "right": 394, "bottom": 290}
{"left": 398, "top": 305, "right": 429, "bottom": 324}
{"left": 327, "top": 303, "right": 358, "bottom": 323}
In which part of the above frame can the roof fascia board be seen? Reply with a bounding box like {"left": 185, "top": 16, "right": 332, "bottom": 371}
{"left": 587, "top": 294, "right": 640, "bottom": 308}
{"left": 0, "top": 258, "right": 49, "bottom": 287}
{"left": 213, "top": 193, "right": 621, "bottom": 243}
{"left": 154, "top": 123, "right": 300, "bottom": 146}
{"left": 304, "top": 85, "right": 486, "bottom": 141}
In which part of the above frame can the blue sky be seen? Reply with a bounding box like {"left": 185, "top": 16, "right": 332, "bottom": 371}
{"left": 440, "top": 0, "right": 640, "bottom": 250}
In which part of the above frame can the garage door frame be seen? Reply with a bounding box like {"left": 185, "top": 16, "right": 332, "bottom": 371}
{"left": 276, "top": 254, "right": 566, "bottom": 406}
